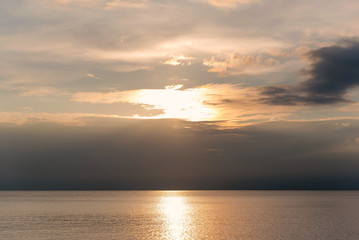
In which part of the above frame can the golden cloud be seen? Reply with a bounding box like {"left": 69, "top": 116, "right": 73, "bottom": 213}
{"left": 163, "top": 55, "right": 194, "bottom": 66}
{"left": 203, "top": 54, "right": 280, "bottom": 76}
{"left": 207, "top": 0, "right": 259, "bottom": 9}
{"left": 46, "top": 0, "right": 147, "bottom": 9}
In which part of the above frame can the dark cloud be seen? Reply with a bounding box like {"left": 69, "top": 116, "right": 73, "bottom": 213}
{"left": 261, "top": 40, "right": 359, "bottom": 105}
{"left": 1, "top": 119, "right": 359, "bottom": 190}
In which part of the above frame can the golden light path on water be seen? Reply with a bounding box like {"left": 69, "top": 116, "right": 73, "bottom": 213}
{"left": 158, "top": 193, "right": 192, "bottom": 239}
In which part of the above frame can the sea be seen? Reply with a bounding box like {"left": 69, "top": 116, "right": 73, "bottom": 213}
{"left": 0, "top": 191, "right": 358, "bottom": 240}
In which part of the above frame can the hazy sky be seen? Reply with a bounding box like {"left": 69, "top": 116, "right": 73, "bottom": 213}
{"left": 1, "top": 0, "right": 359, "bottom": 189}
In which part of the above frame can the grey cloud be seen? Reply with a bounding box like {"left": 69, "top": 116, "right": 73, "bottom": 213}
{"left": 261, "top": 40, "right": 359, "bottom": 105}
{"left": 1, "top": 119, "right": 359, "bottom": 190}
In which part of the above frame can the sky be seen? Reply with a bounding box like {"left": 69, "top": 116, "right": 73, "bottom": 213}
{"left": 1, "top": 0, "right": 359, "bottom": 189}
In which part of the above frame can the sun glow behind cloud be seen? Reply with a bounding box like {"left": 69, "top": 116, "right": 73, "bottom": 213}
{"left": 71, "top": 84, "right": 297, "bottom": 126}
{"left": 128, "top": 85, "right": 216, "bottom": 121}
{"left": 72, "top": 84, "right": 217, "bottom": 121}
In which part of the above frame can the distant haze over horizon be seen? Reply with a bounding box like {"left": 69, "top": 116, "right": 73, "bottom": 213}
{"left": 2, "top": 118, "right": 359, "bottom": 190}
{"left": 1, "top": 0, "right": 359, "bottom": 190}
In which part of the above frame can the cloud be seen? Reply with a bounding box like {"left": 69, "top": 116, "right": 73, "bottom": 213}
{"left": 105, "top": 0, "right": 147, "bottom": 9}
{"left": 86, "top": 73, "right": 100, "bottom": 80}
{"left": 110, "top": 65, "right": 151, "bottom": 72}
{"left": 260, "top": 40, "right": 359, "bottom": 105}
{"left": 206, "top": 0, "right": 259, "bottom": 9}
{"left": 18, "top": 87, "right": 70, "bottom": 97}
{"left": 0, "top": 112, "right": 120, "bottom": 126}
{"left": 2, "top": 119, "right": 359, "bottom": 190}
{"left": 203, "top": 54, "right": 280, "bottom": 76}
{"left": 81, "top": 36, "right": 286, "bottom": 64}
{"left": 71, "top": 84, "right": 295, "bottom": 126}
{"left": 165, "top": 84, "right": 184, "bottom": 90}
{"left": 163, "top": 55, "right": 194, "bottom": 66}
{"left": 71, "top": 86, "right": 216, "bottom": 121}
{"left": 46, "top": 0, "right": 147, "bottom": 9}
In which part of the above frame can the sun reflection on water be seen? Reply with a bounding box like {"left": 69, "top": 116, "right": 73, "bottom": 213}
{"left": 159, "top": 194, "right": 191, "bottom": 239}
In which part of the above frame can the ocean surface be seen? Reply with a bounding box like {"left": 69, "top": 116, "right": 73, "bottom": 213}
{"left": 0, "top": 191, "right": 359, "bottom": 240}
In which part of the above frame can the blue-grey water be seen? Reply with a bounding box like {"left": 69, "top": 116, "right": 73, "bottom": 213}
{"left": 0, "top": 191, "right": 359, "bottom": 240}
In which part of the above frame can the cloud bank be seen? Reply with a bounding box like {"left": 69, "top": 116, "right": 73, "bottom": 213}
{"left": 1, "top": 119, "right": 359, "bottom": 190}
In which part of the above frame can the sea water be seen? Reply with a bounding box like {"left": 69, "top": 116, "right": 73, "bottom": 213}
{"left": 0, "top": 191, "right": 358, "bottom": 239}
